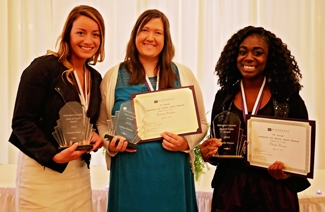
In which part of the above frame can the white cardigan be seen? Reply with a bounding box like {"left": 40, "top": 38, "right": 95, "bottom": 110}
{"left": 97, "top": 62, "right": 208, "bottom": 171}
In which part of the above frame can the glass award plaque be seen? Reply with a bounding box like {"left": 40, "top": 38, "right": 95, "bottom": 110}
{"left": 104, "top": 100, "right": 139, "bottom": 149}
{"left": 52, "top": 101, "right": 94, "bottom": 150}
{"left": 210, "top": 111, "right": 245, "bottom": 159}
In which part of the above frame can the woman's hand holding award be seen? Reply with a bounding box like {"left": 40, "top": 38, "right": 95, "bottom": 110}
{"left": 104, "top": 86, "right": 203, "bottom": 149}
{"left": 246, "top": 115, "right": 316, "bottom": 178}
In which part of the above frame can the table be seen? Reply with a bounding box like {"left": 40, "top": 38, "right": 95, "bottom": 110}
{"left": 297, "top": 169, "right": 325, "bottom": 212}
{"left": 0, "top": 164, "right": 324, "bottom": 212}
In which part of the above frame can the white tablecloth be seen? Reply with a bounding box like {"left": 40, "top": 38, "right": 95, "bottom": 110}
{"left": 0, "top": 164, "right": 324, "bottom": 212}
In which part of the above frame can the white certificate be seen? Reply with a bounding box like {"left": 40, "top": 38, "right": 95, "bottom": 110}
{"left": 131, "top": 86, "right": 202, "bottom": 142}
{"left": 247, "top": 116, "right": 315, "bottom": 178}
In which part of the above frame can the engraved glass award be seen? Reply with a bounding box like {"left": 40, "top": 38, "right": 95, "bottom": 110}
{"left": 104, "top": 100, "right": 139, "bottom": 149}
{"left": 52, "top": 101, "right": 94, "bottom": 150}
{"left": 210, "top": 111, "right": 246, "bottom": 159}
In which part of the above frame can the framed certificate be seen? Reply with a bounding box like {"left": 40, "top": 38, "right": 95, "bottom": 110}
{"left": 247, "top": 115, "right": 316, "bottom": 178}
{"left": 131, "top": 86, "right": 202, "bottom": 142}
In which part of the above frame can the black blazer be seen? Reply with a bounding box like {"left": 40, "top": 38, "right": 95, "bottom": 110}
{"left": 9, "top": 55, "right": 102, "bottom": 173}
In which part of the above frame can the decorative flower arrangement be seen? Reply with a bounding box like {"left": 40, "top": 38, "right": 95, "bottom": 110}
{"left": 193, "top": 144, "right": 210, "bottom": 181}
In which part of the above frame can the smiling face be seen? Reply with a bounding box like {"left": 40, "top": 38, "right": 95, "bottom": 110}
{"left": 69, "top": 15, "right": 101, "bottom": 65}
{"left": 236, "top": 34, "right": 269, "bottom": 80}
{"left": 135, "top": 18, "right": 164, "bottom": 62}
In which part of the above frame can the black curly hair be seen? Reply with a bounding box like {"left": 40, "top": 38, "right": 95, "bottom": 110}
{"left": 215, "top": 26, "right": 303, "bottom": 102}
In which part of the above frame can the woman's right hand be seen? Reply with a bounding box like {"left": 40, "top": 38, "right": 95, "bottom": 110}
{"left": 52, "top": 143, "right": 87, "bottom": 163}
{"left": 200, "top": 138, "right": 222, "bottom": 162}
{"left": 108, "top": 136, "right": 137, "bottom": 153}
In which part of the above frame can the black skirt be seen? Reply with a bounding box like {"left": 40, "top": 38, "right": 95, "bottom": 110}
{"left": 211, "top": 162, "right": 300, "bottom": 212}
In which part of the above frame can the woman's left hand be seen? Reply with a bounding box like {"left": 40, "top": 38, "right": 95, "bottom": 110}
{"left": 89, "top": 132, "right": 104, "bottom": 152}
{"left": 268, "top": 161, "right": 291, "bottom": 180}
{"left": 161, "top": 131, "right": 189, "bottom": 151}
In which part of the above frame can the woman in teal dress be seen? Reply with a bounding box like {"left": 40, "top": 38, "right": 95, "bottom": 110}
{"left": 97, "top": 9, "right": 208, "bottom": 212}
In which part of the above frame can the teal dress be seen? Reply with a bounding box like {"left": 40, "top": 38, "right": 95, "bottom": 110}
{"left": 107, "top": 64, "right": 198, "bottom": 212}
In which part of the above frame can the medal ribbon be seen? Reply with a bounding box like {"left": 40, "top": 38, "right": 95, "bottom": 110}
{"left": 73, "top": 69, "right": 90, "bottom": 112}
{"left": 240, "top": 76, "right": 266, "bottom": 123}
{"left": 144, "top": 71, "right": 159, "bottom": 91}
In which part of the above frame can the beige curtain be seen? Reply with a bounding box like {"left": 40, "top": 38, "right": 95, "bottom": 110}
{"left": 1, "top": 0, "right": 324, "bottom": 171}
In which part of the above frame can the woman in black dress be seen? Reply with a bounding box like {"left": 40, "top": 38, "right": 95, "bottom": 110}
{"left": 200, "top": 26, "right": 310, "bottom": 212}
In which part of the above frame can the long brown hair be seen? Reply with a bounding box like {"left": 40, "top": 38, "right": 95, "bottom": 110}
{"left": 124, "top": 9, "right": 176, "bottom": 89}
{"left": 47, "top": 5, "right": 105, "bottom": 83}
